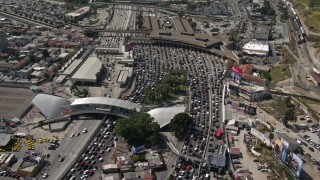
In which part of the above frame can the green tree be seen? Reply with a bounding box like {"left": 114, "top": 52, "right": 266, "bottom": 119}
{"left": 170, "top": 113, "right": 192, "bottom": 140}
{"left": 283, "top": 108, "right": 295, "bottom": 123}
{"left": 186, "top": 3, "right": 197, "bottom": 11}
{"left": 116, "top": 112, "right": 160, "bottom": 146}
{"left": 42, "top": 49, "right": 50, "bottom": 57}
{"left": 190, "top": 22, "right": 197, "bottom": 29}
{"left": 137, "top": 20, "right": 144, "bottom": 29}
{"left": 29, "top": 55, "right": 39, "bottom": 63}
{"left": 268, "top": 132, "right": 274, "bottom": 142}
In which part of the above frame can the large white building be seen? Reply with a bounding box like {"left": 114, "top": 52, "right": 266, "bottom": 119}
{"left": 242, "top": 40, "right": 269, "bottom": 57}
{"left": 0, "top": 31, "right": 7, "bottom": 52}
{"left": 65, "top": 6, "right": 90, "bottom": 21}
{"left": 71, "top": 56, "right": 102, "bottom": 85}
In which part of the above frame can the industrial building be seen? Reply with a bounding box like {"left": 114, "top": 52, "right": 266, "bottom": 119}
{"left": 242, "top": 40, "right": 269, "bottom": 57}
{"left": 253, "top": 25, "right": 270, "bottom": 40}
{"left": 0, "top": 31, "right": 7, "bottom": 52}
{"left": 71, "top": 56, "right": 103, "bottom": 85}
{"left": 16, "top": 152, "right": 44, "bottom": 177}
{"left": 65, "top": 6, "right": 90, "bottom": 21}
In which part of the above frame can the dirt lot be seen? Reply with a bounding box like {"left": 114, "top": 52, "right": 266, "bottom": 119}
{"left": 0, "top": 87, "right": 34, "bottom": 119}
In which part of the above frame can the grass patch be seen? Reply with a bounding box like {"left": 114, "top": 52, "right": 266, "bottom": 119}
{"left": 269, "top": 66, "right": 291, "bottom": 83}
{"left": 305, "top": 14, "right": 320, "bottom": 33}
{"left": 308, "top": 34, "right": 320, "bottom": 42}
{"left": 281, "top": 48, "right": 296, "bottom": 65}
{"left": 288, "top": 31, "right": 299, "bottom": 57}
{"left": 260, "top": 100, "right": 290, "bottom": 119}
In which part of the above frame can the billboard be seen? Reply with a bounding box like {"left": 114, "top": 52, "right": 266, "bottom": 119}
{"left": 274, "top": 138, "right": 303, "bottom": 177}
{"left": 232, "top": 66, "right": 243, "bottom": 75}
{"left": 231, "top": 66, "right": 243, "bottom": 84}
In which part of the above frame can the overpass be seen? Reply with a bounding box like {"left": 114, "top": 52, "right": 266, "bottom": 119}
{"left": 83, "top": 28, "right": 151, "bottom": 34}
{"left": 29, "top": 94, "right": 185, "bottom": 128}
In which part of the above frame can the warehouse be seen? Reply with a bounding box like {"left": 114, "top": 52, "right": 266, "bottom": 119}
{"left": 242, "top": 41, "right": 269, "bottom": 57}
{"left": 71, "top": 56, "right": 103, "bottom": 85}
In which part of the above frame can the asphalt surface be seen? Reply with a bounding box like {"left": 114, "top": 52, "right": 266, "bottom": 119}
{"left": 38, "top": 119, "right": 102, "bottom": 180}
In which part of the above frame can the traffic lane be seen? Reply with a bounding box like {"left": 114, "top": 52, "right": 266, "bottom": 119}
{"left": 41, "top": 120, "right": 102, "bottom": 180}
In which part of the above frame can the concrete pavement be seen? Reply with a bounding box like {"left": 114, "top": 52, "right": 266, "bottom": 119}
{"left": 39, "top": 119, "right": 102, "bottom": 180}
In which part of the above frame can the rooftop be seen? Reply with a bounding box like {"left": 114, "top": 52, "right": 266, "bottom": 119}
{"left": 242, "top": 41, "right": 269, "bottom": 52}
{"left": 31, "top": 94, "right": 71, "bottom": 119}
{"left": 71, "top": 97, "right": 143, "bottom": 112}
{"left": 0, "top": 133, "right": 12, "bottom": 147}
{"left": 147, "top": 106, "right": 186, "bottom": 128}
{"left": 71, "top": 56, "right": 102, "bottom": 83}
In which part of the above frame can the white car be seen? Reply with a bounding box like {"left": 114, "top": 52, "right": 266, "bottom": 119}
{"left": 70, "top": 133, "right": 75, "bottom": 138}
{"left": 83, "top": 128, "right": 88, "bottom": 133}
{"left": 43, "top": 173, "right": 48, "bottom": 178}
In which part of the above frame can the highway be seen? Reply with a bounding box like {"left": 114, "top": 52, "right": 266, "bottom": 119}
{"left": 38, "top": 119, "right": 102, "bottom": 180}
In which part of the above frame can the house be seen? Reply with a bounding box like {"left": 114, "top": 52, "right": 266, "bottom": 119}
{"left": 102, "top": 164, "right": 119, "bottom": 174}
{"left": 16, "top": 153, "right": 44, "bottom": 177}
{"left": 145, "top": 151, "right": 165, "bottom": 170}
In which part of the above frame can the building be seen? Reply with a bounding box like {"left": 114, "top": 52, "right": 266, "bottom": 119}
{"left": 71, "top": 56, "right": 103, "bottom": 85}
{"left": 242, "top": 40, "right": 269, "bottom": 57}
{"left": 309, "top": 71, "right": 320, "bottom": 86}
{"left": 65, "top": 6, "right": 91, "bottom": 21}
{"left": 229, "top": 147, "right": 242, "bottom": 159}
{"left": 0, "top": 31, "right": 7, "bottom": 52}
{"left": 145, "top": 151, "right": 164, "bottom": 170}
{"left": 0, "top": 133, "right": 12, "bottom": 148}
{"left": 275, "top": 132, "right": 299, "bottom": 151}
{"left": 206, "top": 144, "right": 227, "bottom": 173}
{"left": 102, "top": 164, "right": 119, "bottom": 173}
{"left": 253, "top": 25, "right": 270, "bottom": 40}
{"left": 16, "top": 153, "right": 44, "bottom": 177}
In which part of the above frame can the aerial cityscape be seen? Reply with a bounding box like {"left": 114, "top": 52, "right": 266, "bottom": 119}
{"left": 0, "top": 0, "right": 320, "bottom": 180}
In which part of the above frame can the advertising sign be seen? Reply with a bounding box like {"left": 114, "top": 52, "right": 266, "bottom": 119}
{"left": 232, "top": 66, "right": 243, "bottom": 75}
{"left": 231, "top": 71, "right": 242, "bottom": 84}
{"left": 274, "top": 138, "right": 303, "bottom": 177}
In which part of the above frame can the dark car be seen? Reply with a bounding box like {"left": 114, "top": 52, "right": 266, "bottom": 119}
{"left": 309, "top": 147, "right": 315, "bottom": 152}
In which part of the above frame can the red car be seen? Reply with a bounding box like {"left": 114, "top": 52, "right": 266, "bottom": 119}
{"left": 309, "top": 147, "right": 314, "bottom": 152}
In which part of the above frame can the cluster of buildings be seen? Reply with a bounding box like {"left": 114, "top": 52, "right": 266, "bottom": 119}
{"left": 101, "top": 147, "right": 162, "bottom": 180}
{"left": 3, "top": 0, "right": 66, "bottom": 27}
{"left": 65, "top": 7, "right": 91, "bottom": 22}
{"left": 0, "top": 20, "right": 92, "bottom": 83}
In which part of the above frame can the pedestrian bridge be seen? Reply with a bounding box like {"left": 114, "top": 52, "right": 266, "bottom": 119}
{"left": 31, "top": 94, "right": 144, "bottom": 120}
{"left": 30, "top": 94, "right": 185, "bottom": 128}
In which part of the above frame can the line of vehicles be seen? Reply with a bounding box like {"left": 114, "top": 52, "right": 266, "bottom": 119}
{"left": 284, "top": 0, "right": 307, "bottom": 44}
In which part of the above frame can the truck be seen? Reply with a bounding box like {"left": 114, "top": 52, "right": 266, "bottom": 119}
{"left": 235, "top": 168, "right": 249, "bottom": 173}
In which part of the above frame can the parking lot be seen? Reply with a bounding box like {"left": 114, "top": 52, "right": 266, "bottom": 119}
{"left": 0, "top": 87, "right": 34, "bottom": 119}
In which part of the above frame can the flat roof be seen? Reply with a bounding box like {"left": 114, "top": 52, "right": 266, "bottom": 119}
{"left": 143, "top": 16, "right": 151, "bottom": 30}
{"left": 147, "top": 106, "right": 186, "bottom": 128}
{"left": 242, "top": 41, "right": 269, "bottom": 52}
{"left": 117, "top": 70, "right": 129, "bottom": 84}
{"left": 149, "top": 30, "right": 222, "bottom": 49}
{"left": 150, "top": 16, "right": 159, "bottom": 30}
{"left": 173, "top": 18, "right": 185, "bottom": 32}
{"left": 63, "top": 59, "right": 83, "bottom": 75}
{"left": 0, "top": 134, "right": 12, "bottom": 146}
{"left": 71, "top": 97, "right": 143, "bottom": 112}
{"left": 181, "top": 19, "right": 194, "bottom": 34}
{"left": 71, "top": 56, "right": 102, "bottom": 83}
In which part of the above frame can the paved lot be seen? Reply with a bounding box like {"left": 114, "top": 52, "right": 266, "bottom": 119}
{"left": 40, "top": 119, "right": 102, "bottom": 180}
{"left": 236, "top": 130, "right": 268, "bottom": 180}
{"left": 0, "top": 87, "right": 34, "bottom": 119}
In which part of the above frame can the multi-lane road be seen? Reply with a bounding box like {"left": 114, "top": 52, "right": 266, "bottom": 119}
{"left": 39, "top": 120, "right": 102, "bottom": 180}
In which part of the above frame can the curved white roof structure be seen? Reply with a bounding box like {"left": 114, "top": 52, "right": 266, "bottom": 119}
{"left": 31, "top": 94, "right": 71, "bottom": 119}
{"left": 147, "top": 106, "right": 186, "bottom": 128}
{"left": 70, "top": 97, "right": 143, "bottom": 112}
